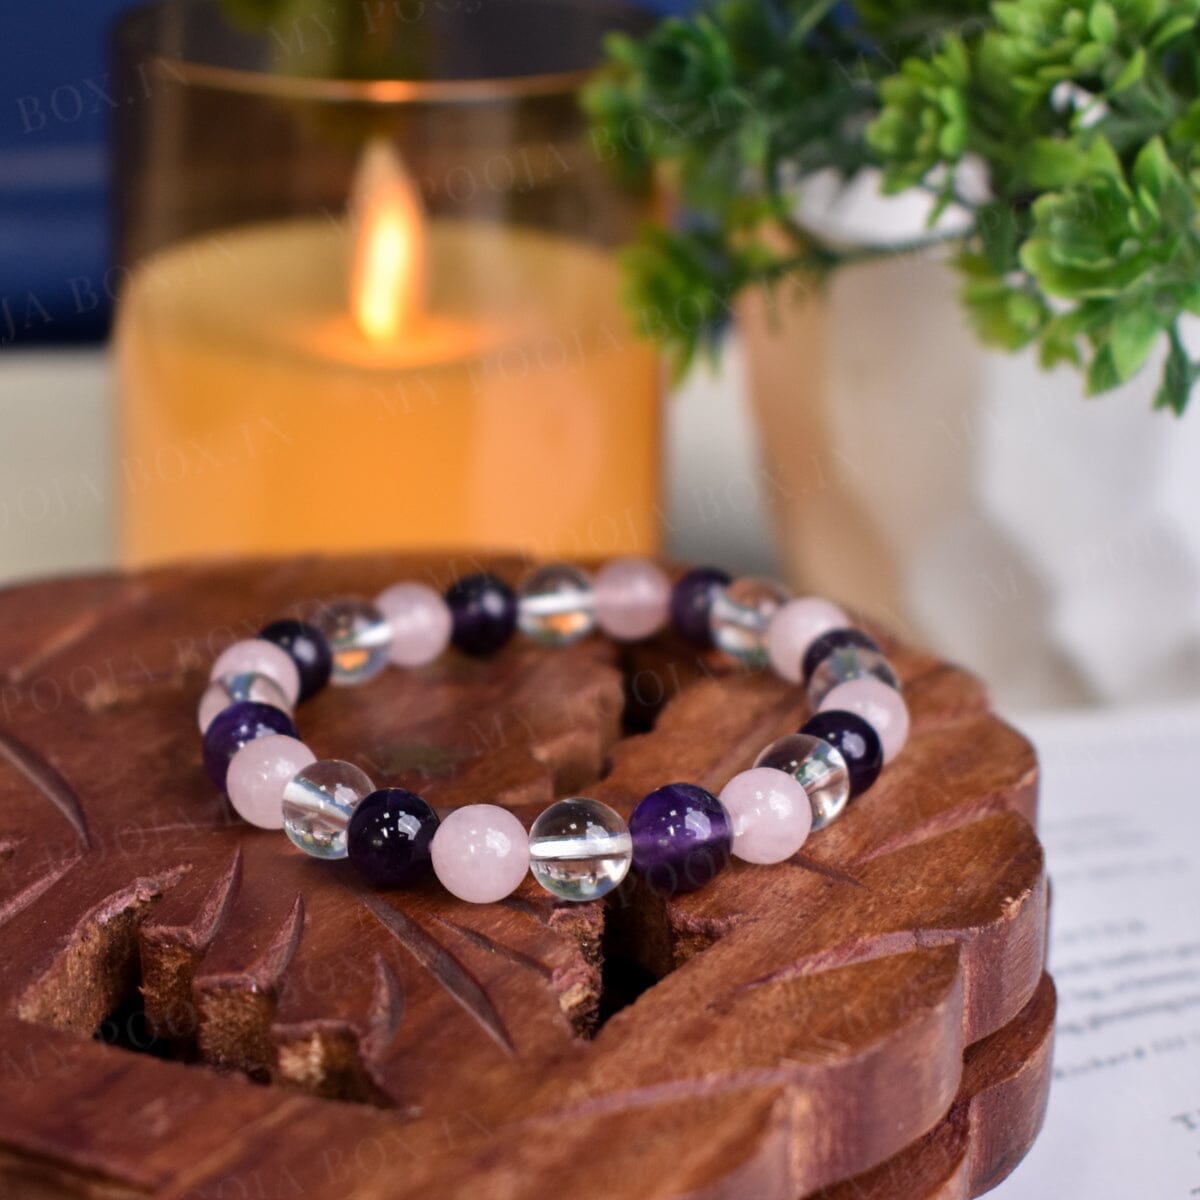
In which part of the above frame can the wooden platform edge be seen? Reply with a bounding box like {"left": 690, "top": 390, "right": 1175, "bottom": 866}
{"left": 815, "top": 973, "right": 1056, "bottom": 1200}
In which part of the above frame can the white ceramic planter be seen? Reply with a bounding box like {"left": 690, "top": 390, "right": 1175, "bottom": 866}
{"left": 739, "top": 252, "right": 1200, "bottom": 708}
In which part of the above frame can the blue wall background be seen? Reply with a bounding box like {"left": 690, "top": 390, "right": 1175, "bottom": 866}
{"left": 0, "top": 2, "right": 131, "bottom": 344}
{"left": 0, "top": 0, "right": 689, "bottom": 346}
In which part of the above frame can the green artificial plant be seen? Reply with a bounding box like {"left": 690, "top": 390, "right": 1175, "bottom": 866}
{"left": 585, "top": 0, "right": 1200, "bottom": 412}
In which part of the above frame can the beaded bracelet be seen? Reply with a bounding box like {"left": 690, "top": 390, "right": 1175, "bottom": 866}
{"left": 197, "top": 561, "right": 910, "bottom": 903}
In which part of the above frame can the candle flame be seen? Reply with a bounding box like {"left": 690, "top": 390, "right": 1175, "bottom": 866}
{"left": 349, "top": 140, "right": 426, "bottom": 343}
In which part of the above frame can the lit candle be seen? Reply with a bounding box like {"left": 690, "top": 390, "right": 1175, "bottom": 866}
{"left": 349, "top": 140, "right": 425, "bottom": 344}
{"left": 115, "top": 142, "right": 661, "bottom": 565}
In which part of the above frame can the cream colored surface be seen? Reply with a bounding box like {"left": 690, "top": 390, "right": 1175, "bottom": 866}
{"left": 0, "top": 349, "right": 114, "bottom": 582}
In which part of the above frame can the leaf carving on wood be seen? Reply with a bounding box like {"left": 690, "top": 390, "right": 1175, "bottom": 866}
{"left": 0, "top": 726, "right": 91, "bottom": 847}
{"left": 0, "top": 556, "right": 1052, "bottom": 1199}
{"left": 349, "top": 884, "right": 518, "bottom": 1056}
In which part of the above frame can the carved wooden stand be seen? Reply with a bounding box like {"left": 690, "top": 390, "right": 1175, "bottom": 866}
{"left": 0, "top": 555, "right": 1053, "bottom": 1199}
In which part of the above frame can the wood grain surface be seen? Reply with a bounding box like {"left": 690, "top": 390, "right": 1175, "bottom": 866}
{"left": 0, "top": 554, "right": 1053, "bottom": 1199}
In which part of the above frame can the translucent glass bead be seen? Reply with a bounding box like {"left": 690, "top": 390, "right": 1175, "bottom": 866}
{"left": 528, "top": 798, "right": 632, "bottom": 901}
{"left": 315, "top": 598, "right": 392, "bottom": 685}
{"left": 801, "top": 627, "right": 881, "bottom": 684}
{"left": 209, "top": 638, "right": 301, "bottom": 707}
{"left": 282, "top": 759, "right": 375, "bottom": 859}
{"left": 754, "top": 733, "right": 851, "bottom": 831}
{"left": 806, "top": 642, "right": 899, "bottom": 709}
{"left": 518, "top": 564, "right": 596, "bottom": 647}
{"left": 630, "top": 782, "right": 732, "bottom": 894}
{"left": 197, "top": 672, "right": 291, "bottom": 733}
{"left": 709, "top": 577, "right": 791, "bottom": 667}
{"left": 431, "top": 804, "right": 530, "bottom": 903}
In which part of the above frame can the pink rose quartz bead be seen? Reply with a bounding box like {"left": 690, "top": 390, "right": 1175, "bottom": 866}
{"left": 375, "top": 582, "right": 453, "bottom": 668}
{"left": 593, "top": 557, "right": 671, "bottom": 642}
{"left": 819, "top": 677, "right": 910, "bottom": 763}
{"left": 431, "top": 804, "right": 530, "bottom": 903}
{"left": 765, "top": 597, "right": 849, "bottom": 683}
{"left": 719, "top": 767, "right": 812, "bottom": 864}
{"left": 225, "top": 734, "right": 315, "bottom": 830}
{"left": 210, "top": 639, "right": 301, "bottom": 707}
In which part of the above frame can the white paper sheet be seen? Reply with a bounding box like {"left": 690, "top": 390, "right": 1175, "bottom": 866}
{"left": 990, "top": 703, "right": 1200, "bottom": 1198}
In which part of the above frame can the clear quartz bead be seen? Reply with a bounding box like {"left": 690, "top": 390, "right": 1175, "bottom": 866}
{"left": 197, "top": 671, "right": 291, "bottom": 732}
{"left": 517, "top": 564, "right": 596, "bottom": 646}
{"left": 807, "top": 645, "right": 899, "bottom": 709}
{"left": 754, "top": 733, "right": 851, "bottom": 830}
{"left": 528, "top": 797, "right": 633, "bottom": 901}
{"left": 709, "top": 578, "right": 791, "bottom": 667}
{"left": 282, "top": 759, "right": 375, "bottom": 859}
{"left": 315, "top": 598, "right": 392, "bottom": 685}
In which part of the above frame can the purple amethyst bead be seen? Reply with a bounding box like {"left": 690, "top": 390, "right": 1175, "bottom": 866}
{"left": 202, "top": 701, "right": 298, "bottom": 789}
{"left": 347, "top": 788, "right": 439, "bottom": 888}
{"left": 800, "top": 709, "right": 884, "bottom": 797}
{"left": 445, "top": 572, "right": 518, "bottom": 657}
{"left": 258, "top": 618, "right": 332, "bottom": 701}
{"left": 630, "top": 782, "right": 733, "bottom": 895}
{"left": 801, "top": 627, "right": 883, "bottom": 685}
{"left": 670, "top": 567, "right": 732, "bottom": 646}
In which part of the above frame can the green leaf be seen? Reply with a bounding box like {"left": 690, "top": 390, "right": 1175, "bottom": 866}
{"left": 1132, "top": 137, "right": 1174, "bottom": 199}
{"left": 1087, "top": 344, "right": 1123, "bottom": 394}
{"left": 1154, "top": 374, "right": 1190, "bottom": 414}
{"left": 1155, "top": 328, "right": 1193, "bottom": 413}
{"left": 1071, "top": 42, "right": 1109, "bottom": 73}
{"left": 1063, "top": 9, "right": 1088, "bottom": 39}
{"left": 585, "top": 0, "right": 1200, "bottom": 416}
{"left": 789, "top": 0, "right": 842, "bottom": 46}
{"left": 977, "top": 202, "right": 1023, "bottom": 273}
{"left": 962, "top": 286, "right": 1043, "bottom": 348}
{"left": 603, "top": 31, "right": 640, "bottom": 68}
{"left": 1168, "top": 100, "right": 1200, "bottom": 147}
{"left": 1020, "top": 136, "right": 1121, "bottom": 188}
{"left": 1088, "top": 2, "right": 1118, "bottom": 44}
{"left": 1109, "top": 306, "right": 1162, "bottom": 381}
{"left": 1110, "top": 48, "right": 1146, "bottom": 93}
{"left": 1064, "top": 299, "right": 1117, "bottom": 335}
{"left": 737, "top": 116, "right": 771, "bottom": 167}
{"left": 1151, "top": 13, "right": 1199, "bottom": 49}
{"left": 1039, "top": 316, "right": 1082, "bottom": 368}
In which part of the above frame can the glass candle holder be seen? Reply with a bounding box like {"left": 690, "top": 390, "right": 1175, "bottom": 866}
{"left": 112, "top": 0, "right": 660, "bottom": 566}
